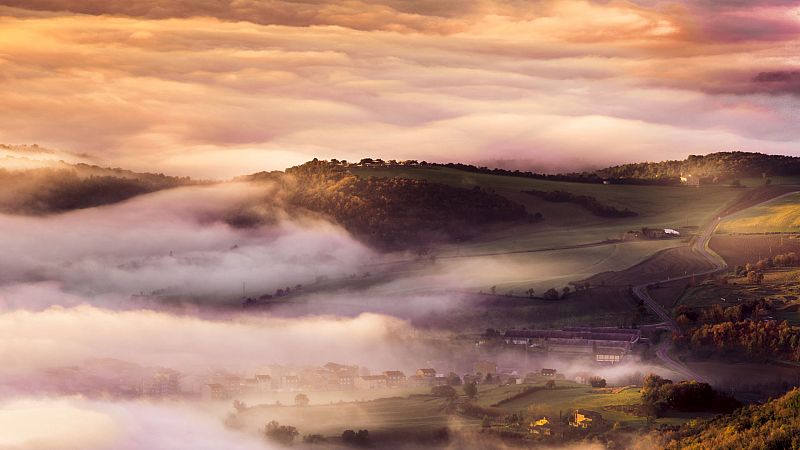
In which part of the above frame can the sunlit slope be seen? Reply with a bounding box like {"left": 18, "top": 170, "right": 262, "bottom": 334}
{"left": 354, "top": 166, "right": 743, "bottom": 250}
{"left": 718, "top": 192, "right": 800, "bottom": 233}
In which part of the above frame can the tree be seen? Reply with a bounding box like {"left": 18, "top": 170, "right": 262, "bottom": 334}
{"left": 543, "top": 288, "right": 559, "bottom": 300}
{"left": 232, "top": 400, "right": 248, "bottom": 412}
{"left": 481, "top": 415, "right": 492, "bottom": 428}
{"left": 294, "top": 393, "right": 309, "bottom": 406}
{"left": 342, "top": 429, "right": 370, "bottom": 447}
{"left": 489, "top": 285, "right": 497, "bottom": 295}
{"left": 562, "top": 286, "right": 571, "bottom": 297}
{"left": 545, "top": 380, "right": 556, "bottom": 389}
{"left": 526, "top": 288, "right": 535, "bottom": 298}
{"left": 447, "top": 372, "right": 462, "bottom": 386}
{"left": 463, "top": 382, "right": 478, "bottom": 400}
{"left": 432, "top": 385, "right": 458, "bottom": 399}
{"left": 589, "top": 376, "right": 607, "bottom": 388}
{"left": 264, "top": 421, "right": 299, "bottom": 445}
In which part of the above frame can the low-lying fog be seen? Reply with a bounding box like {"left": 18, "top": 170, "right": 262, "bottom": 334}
{"left": 0, "top": 183, "right": 664, "bottom": 449}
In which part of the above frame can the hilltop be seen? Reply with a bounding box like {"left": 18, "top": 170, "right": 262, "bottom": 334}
{"left": 587, "top": 151, "right": 800, "bottom": 184}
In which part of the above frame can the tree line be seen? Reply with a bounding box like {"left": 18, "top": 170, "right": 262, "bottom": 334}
{"left": 521, "top": 189, "right": 638, "bottom": 218}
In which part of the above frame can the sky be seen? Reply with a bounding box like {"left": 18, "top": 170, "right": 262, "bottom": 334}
{"left": 0, "top": 0, "right": 798, "bottom": 178}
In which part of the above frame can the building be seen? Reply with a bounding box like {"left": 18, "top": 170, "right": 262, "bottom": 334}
{"left": 570, "top": 410, "right": 603, "bottom": 429}
{"left": 281, "top": 375, "right": 300, "bottom": 390}
{"left": 416, "top": 368, "right": 436, "bottom": 378}
{"left": 255, "top": 374, "right": 272, "bottom": 392}
{"left": 202, "top": 383, "right": 228, "bottom": 401}
{"left": 503, "top": 327, "right": 640, "bottom": 364}
{"left": 383, "top": 371, "right": 407, "bottom": 387}
{"left": 680, "top": 174, "right": 700, "bottom": 187}
{"left": 356, "top": 375, "right": 387, "bottom": 389}
{"left": 541, "top": 368, "right": 557, "bottom": 378}
{"left": 147, "top": 369, "right": 180, "bottom": 397}
{"left": 530, "top": 417, "right": 552, "bottom": 436}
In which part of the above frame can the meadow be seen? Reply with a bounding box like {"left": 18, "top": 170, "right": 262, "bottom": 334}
{"left": 717, "top": 192, "right": 800, "bottom": 234}
{"left": 355, "top": 165, "right": 744, "bottom": 252}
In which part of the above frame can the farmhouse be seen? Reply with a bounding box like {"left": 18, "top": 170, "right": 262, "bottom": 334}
{"left": 356, "top": 375, "right": 387, "bottom": 389}
{"left": 570, "top": 409, "right": 603, "bottom": 429}
{"left": 530, "top": 417, "right": 552, "bottom": 436}
{"left": 383, "top": 371, "right": 407, "bottom": 386}
{"left": 503, "top": 327, "right": 640, "bottom": 364}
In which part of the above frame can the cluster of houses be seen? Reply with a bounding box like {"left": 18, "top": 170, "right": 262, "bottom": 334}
{"left": 201, "top": 361, "right": 503, "bottom": 401}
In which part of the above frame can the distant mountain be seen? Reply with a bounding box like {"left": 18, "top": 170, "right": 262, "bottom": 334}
{"left": 587, "top": 151, "right": 800, "bottom": 183}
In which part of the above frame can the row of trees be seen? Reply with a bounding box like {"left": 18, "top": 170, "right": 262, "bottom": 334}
{"left": 734, "top": 251, "right": 800, "bottom": 277}
{"left": 675, "top": 319, "right": 800, "bottom": 363}
{"left": 592, "top": 151, "right": 800, "bottom": 182}
{"left": 521, "top": 189, "right": 638, "bottom": 218}
{"left": 641, "top": 374, "right": 740, "bottom": 418}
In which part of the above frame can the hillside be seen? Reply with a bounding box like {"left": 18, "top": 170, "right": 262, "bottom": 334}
{"left": 237, "top": 159, "right": 529, "bottom": 250}
{"left": 0, "top": 165, "right": 191, "bottom": 215}
{"left": 660, "top": 388, "right": 800, "bottom": 449}
{"left": 589, "top": 151, "right": 800, "bottom": 184}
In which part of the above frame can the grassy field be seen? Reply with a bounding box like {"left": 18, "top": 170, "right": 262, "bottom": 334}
{"left": 236, "top": 380, "right": 700, "bottom": 438}
{"left": 355, "top": 166, "right": 744, "bottom": 252}
{"left": 238, "top": 394, "right": 480, "bottom": 435}
{"left": 718, "top": 192, "right": 800, "bottom": 234}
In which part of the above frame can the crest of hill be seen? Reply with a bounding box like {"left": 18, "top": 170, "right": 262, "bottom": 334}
{"left": 589, "top": 151, "right": 800, "bottom": 182}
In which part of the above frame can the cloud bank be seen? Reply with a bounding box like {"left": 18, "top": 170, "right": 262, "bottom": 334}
{"left": 0, "top": 0, "right": 797, "bottom": 177}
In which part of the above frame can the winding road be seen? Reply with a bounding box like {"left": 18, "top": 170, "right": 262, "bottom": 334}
{"left": 634, "top": 190, "right": 800, "bottom": 383}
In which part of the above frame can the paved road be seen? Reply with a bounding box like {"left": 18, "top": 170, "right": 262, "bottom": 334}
{"left": 634, "top": 190, "right": 800, "bottom": 383}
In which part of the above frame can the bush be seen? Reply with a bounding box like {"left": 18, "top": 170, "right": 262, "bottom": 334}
{"left": 589, "top": 376, "right": 607, "bottom": 388}
{"left": 431, "top": 385, "right": 457, "bottom": 399}
{"left": 264, "top": 421, "right": 299, "bottom": 445}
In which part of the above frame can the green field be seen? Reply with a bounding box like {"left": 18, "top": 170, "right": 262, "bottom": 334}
{"left": 355, "top": 166, "right": 743, "bottom": 252}
{"left": 237, "top": 380, "right": 703, "bottom": 438}
{"left": 237, "top": 394, "right": 479, "bottom": 435}
{"left": 718, "top": 192, "right": 800, "bottom": 234}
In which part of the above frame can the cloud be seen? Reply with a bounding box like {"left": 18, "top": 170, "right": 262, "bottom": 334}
{"left": 0, "top": 305, "right": 428, "bottom": 388}
{"left": 0, "top": 1, "right": 796, "bottom": 177}
{"left": 0, "top": 398, "right": 272, "bottom": 450}
{"left": 0, "top": 183, "right": 374, "bottom": 301}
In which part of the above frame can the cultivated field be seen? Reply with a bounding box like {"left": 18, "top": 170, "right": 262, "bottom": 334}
{"left": 717, "top": 192, "right": 800, "bottom": 234}
{"left": 583, "top": 246, "right": 715, "bottom": 288}
{"left": 710, "top": 234, "right": 800, "bottom": 267}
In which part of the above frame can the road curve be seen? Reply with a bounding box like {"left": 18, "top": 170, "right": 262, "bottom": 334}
{"left": 634, "top": 190, "right": 800, "bottom": 383}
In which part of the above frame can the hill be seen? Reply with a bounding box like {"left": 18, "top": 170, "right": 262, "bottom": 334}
{"left": 660, "top": 388, "right": 800, "bottom": 449}
{"left": 588, "top": 151, "right": 800, "bottom": 184}
{"left": 237, "top": 159, "right": 529, "bottom": 250}
{"left": 0, "top": 165, "right": 192, "bottom": 215}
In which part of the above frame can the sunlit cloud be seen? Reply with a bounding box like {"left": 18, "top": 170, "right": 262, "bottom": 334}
{"left": 0, "top": 0, "right": 796, "bottom": 176}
